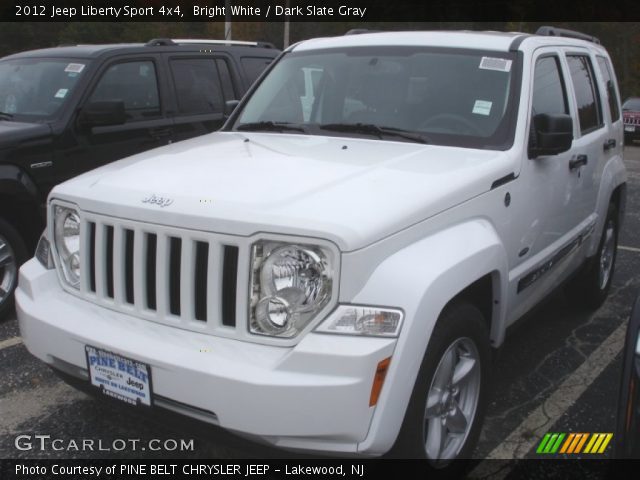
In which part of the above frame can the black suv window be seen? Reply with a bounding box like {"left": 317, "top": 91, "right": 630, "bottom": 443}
{"left": 240, "top": 57, "right": 273, "bottom": 85}
{"left": 170, "top": 58, "right": 224, "bottom": 115}
{"left": 532, "top": 56, "right": 568, "bottom": 116}
{"left": 89, "top": 60, "right": 160, "bottom": 121}
{"left": 567, "top": 55, "right": 603, "bottom": 134}
{"left": 596, "top": 56, "right": 621, "bottom": 122}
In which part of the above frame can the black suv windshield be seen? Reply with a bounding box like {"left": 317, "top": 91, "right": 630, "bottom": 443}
{"left": 232, "top": 46, "right": 520, "bottom": 150}
{"left": 0, "top": 57, "right": 89, "bottom": 121}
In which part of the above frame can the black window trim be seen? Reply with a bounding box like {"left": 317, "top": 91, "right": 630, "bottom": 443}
{"left": 532, "top": 53, "right": 570, "bottom": 116}
{"left": 565, "top": 52, "right": 605, "bottom": 136}
{"left": 596, "top": 54, "right": 622, "bottom": 124}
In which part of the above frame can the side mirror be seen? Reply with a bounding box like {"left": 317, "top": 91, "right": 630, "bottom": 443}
{"left": 529, "top": 113, "right": 573, "bottom": 158}
{"left": 78, "top": 101, "right": 126, "bottom": 128}
{"left": 224, "top": 100, "right": 240, "bottom": 118}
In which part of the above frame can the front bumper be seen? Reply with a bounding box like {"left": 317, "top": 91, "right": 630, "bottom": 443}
{"left": 16, "top": 259, "right": 396, "bottom": 455}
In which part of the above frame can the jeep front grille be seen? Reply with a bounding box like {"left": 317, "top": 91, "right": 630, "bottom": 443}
{"left": 624, "top": 116, "right": 640, "bottom": 125}
{"left": 78, "top": 214, "right": 244, "bottom": 336}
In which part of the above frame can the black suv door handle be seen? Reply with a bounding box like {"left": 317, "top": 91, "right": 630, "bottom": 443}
{"left": 603, "top": 138, "right": 616, "bottom": 151}
{"left": 569, "top": 154, "right": 588, "bottom": 171}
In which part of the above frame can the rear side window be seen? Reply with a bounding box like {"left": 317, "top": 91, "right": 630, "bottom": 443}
{"left": 170, "top": 58, "right": 224, "bottom": 115}
{"left": 240, "top": 57, "right": 273, "bottom": 85}
{"left": 566, "top": 55, "right": 603, "bottom": 134}
{"left": 532, "top": 56, "right": 568, "bottom": 115}
{"left": 596, "top": 56, "right": 621, "bottom": 122}
{"left": 89, "top": 60, "right": 160, "bottom": 121}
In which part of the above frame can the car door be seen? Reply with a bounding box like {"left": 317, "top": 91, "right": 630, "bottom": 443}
{"left": 66, "top": 56, "right": 174, "bottom": 172}
{"left": 562, "top": 50, "right": 608, "bottom": 226}
{"left": 164, "top": 53, "right": 239, "bottom": 142}
{"left": 508, "top": 49, "right": 585, "bottom": 321}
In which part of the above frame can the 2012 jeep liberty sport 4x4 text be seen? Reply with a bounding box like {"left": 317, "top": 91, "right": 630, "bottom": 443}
{"left": 17, "top": 27, "right": 626, "bottom": 463}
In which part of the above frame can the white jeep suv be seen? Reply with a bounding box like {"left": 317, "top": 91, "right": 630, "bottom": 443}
{"left": 17, "top": 27, "right": 626, "bottom": 462}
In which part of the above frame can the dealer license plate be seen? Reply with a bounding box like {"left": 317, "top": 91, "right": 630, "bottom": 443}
{"left": 85, "top": 346, "right": 152, "bottom": 406}
{"left": 625, "top": 125, "right": 635, "bottom": 132}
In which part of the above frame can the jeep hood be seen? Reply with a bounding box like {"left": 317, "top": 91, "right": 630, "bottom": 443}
{"left": 52, "top": 132, "right": 515, "bottom": 251}
{"left": 0, "top": 120, "right": 51, "bottom": 148}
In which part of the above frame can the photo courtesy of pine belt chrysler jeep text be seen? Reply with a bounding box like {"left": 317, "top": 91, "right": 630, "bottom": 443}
{"left": 16, "top": 27, "right": 627, "bottom": 465}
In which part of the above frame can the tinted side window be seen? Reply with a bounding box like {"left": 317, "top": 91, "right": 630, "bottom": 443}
{"left": 241, "top": 57, "right": 273, "bottom": 85}
{"left": 532, "top": 56, "right": 568, "bottom": 115}
{"left": 89, "top": 60, "right": 160, "bottom": 121}
{"left": 567, "top": 55, "right": 603, "bottom": 134}
{"left": 170, "top": 59, "right": 224, "bottom": 115}
{"left": 216, "top": 59, "right": 237, "bottom": 100}
{"left": 596, "top": 56, "right": 621, "bottom": 122}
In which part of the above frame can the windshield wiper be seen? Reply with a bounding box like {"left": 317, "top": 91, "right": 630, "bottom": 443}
{"left": 236, "top": 121, "right": 306, "bottom": 133}
{"left": 319, "top": 123, "right": 428, "bottom": 144}
{"left": 0, "top": 111, "right": 14, "bottom": 120}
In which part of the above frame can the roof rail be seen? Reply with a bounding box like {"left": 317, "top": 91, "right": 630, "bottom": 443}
{"left": 535, "top": 26, "right": 600, "bottom": 45}
{"left": 344, "top": 29, "right": 380, "bottom": 35}
{"left": 146, "top": 38, "right": 176, "bottom": 47}
{"left": 171, "top": 39, "right": 275, "bottom": 48}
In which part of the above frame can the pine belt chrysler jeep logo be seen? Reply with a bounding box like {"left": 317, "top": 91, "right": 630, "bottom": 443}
{"left": 142, "top": 194, "right": 173, "bottom": 208}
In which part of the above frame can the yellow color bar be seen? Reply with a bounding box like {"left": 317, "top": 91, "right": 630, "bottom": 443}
{"left": 590, "top": 434, "right": 606, "bottom": 453}
{"left": 597, "top": 433, "right": 613, "bottom": 454}
{"left": 584, "top": 433, "right": 599, "bottom": 453}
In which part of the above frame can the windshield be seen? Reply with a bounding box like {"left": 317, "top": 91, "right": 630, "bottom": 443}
{"left": 233, "top": 47, "right": 520, "bottom": 149}
{"left": 623, "top": 98, "right": 640, "bottom": 111}
{"left": 0, "top": 58, "right": 89, "bottom": 120}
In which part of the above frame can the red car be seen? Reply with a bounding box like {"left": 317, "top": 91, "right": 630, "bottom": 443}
{"left": 623, "top": 97, "right": 640, "bottom": 143}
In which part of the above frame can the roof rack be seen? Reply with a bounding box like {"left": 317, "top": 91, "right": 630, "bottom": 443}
{"left": 535, "top": 26, "right": 600, "bottom": 45}
{"left": 145, "top": 38, "right": 275, "bottom": 49}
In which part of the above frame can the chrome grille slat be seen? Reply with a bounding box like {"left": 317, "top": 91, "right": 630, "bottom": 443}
{"left": 132, "top": 228, "right": 145, "bottom": 312}
{"left": 179, "top": 237, "right": 195, "bottom": 322}
{"left": 94, "top": 223, "right": 107, "bottom": 299}
{"left": 207, "top": 242, "right": 223, "bottom": 328}
{"left": 155, "top": 234, "right": 170, "bottom": 318}
{"left": 112, "top": 226, "right": 125, "bottom": 304}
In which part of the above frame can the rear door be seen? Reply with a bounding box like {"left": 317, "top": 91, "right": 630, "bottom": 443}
{"left": 164, "top": 53, "right": 239, "bottom": 142}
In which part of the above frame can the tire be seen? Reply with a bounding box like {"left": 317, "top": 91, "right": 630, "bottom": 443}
{"left": 0, "top": 218, "right": 28, "bottom": 320}
{"left": 566, "top": 203, "right": 618, "bottom": 311}
{"left": 391, "top": 302, "right": 491, "bottom": 468}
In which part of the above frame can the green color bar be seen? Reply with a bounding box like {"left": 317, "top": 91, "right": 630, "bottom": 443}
{"left": 537, "top": 433, "right": 552, "bottom": 454}
{"left": 550, "top": 433, "right": 566, "bottom": 453}
{"left": 543, "top": 434, "right": 559, "bottom": 453}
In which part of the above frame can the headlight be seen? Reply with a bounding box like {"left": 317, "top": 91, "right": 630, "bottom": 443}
{"left": 315, "top": 305, "right": 404, "bottom": 337}
{"left": 53, "top": 205, "right": 81, "bottom": 288}
{"left": 250, "top": 241, "right": 333, "bottom": 337}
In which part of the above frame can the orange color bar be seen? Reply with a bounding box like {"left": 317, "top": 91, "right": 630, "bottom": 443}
{"left": 560, "top": 433, "right": 576, "bottom": 454}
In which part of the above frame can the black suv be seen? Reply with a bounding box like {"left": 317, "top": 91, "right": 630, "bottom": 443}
{"left": 0, "top": 38, "right": 279, "bottom": 317}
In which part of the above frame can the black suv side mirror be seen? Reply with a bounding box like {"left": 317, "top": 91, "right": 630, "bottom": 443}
{"left": 529, "top": 113, "right": 573, "bottom": 158}
{"left": 78, "top": 101, "right": 126, "bottom": 128}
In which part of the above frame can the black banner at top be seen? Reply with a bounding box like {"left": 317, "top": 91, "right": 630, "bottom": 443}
{"left": 2, "top": 0, "right": 640, "bottom": 22}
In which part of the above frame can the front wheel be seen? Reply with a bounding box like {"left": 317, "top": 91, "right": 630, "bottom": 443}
{"left": 392, "top": 302, "right": 491, "bottom": 466}
{"left": 566, "top": 203, "right": 618, "bottom": 311}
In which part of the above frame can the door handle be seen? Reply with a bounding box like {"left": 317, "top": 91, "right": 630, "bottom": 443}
{"left": 603, "top": 138, "right": 616, "bottom": 151}
{"left": 569, "top": 154, "right": 588, "bottom": 171}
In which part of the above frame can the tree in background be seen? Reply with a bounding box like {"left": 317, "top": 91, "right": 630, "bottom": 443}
{"left": 0, "top": 22, "right": 637, "bottom": 97}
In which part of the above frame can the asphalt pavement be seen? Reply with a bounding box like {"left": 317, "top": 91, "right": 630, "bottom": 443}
{"left": 1, "top": 147, "right": 640, "bottom": 466}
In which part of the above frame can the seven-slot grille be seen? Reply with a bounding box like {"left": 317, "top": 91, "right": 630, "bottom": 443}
{"left": 78, "top": 215, "right": 241, "bottom": 335}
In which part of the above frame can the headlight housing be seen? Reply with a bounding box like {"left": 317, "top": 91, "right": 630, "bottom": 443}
{"left": 249, "top": 241, "right": 333, "bottom": 337}
{"left": 53, "top": 205, "right": 81, "bottom": 288}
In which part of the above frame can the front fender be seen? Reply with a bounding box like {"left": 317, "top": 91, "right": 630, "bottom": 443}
{"left": 589, "top": 154, "right": 626, "bottom": 256}
{"left": 0, "top": 164, "right": 38, "bottom": 199}
{"left": 350, "top": 219, "right": 507, "bottom": 455}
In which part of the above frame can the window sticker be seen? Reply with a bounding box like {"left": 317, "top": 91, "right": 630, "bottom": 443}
{"left": 473, "top": 99, "right": 492, "bottom": 116}
{"left": 54, "top": 88, "right": 68, "bottom": 99}
{"left": 479, "top": 57, "right": 512, "bottom": 72}
{"left": 64, "top": 63, "right": 85, "bottom": 73}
